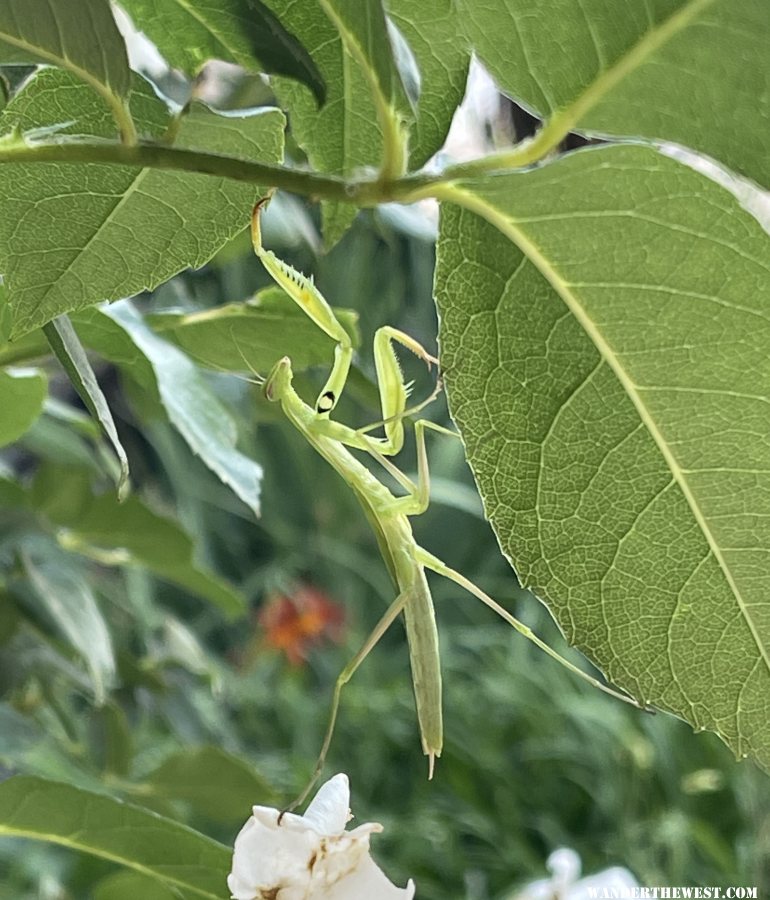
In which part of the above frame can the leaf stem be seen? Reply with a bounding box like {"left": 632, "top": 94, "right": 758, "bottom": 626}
{"left": 441, "top": 128, "right": 559, "bottom": 178}
{"left": 113, "top": 97, "right": 139, "bottom": 147}
{"left": 443, "top": 0, "right": 718, "bottom": 180}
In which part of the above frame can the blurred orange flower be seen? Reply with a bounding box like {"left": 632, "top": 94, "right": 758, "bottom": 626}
{"left": 258, "top": 584, "right": 345, "bottom": 666}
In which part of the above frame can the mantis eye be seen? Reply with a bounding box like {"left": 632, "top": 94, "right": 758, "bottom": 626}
{"left": 317, "top": 391, "right": 335, "bottom": 413}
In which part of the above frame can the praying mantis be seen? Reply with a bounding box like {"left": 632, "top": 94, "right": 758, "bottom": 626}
{"left": 249, "top": 197, "right": 640, "bottom": 809}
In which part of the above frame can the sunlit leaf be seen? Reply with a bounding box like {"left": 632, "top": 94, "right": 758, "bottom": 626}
{"left": 265, "top": 0, "right": 404, "bottom": 244}
{"left": 77, "top": 301, "right": 262, "bottom": 518}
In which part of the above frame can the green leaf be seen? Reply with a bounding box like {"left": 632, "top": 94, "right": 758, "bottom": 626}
{"left": 265, "top": 0, "right": 399, "bottom": 244}
{"left": 19, "top": 409, "right": 113, "bottom": 478}
{"left": 0, "top": 0, "right": 134, "bottom": 140}
{"left": 386, "top": 0, "right": 469, "bottom": 168}
{"left": 459, "top": 0, "right": 770, "bottom": 187}
{"left": 0, "top": 279, "right": 10, "bottom": 340}
{"left": 435, "top": 144, "right": 770, "bottom": 771}
{"left": 0, "top": 703, "right": 47, "bottom": 761}
{"left": 0, "top": 68, "right": 284, "bottom": 338}
{"left": 0, "top": 776, "right": 231, "bottom": 899}
{"left": 0, "top": 366, "right": 46, "bottom": 446}
{"left": 0, "top": 702, "right": 104, "bottom": 789}
{"left": 322, "top": 0, "right": 414, "bottom": 119}
{"left": 35, "top": 472, "right": 245, "bottom": 618}
{"left": 76, "top": 301, "right": 262, "bottom": 519}
{"left": 119, "top": 0, "right": 325, "bottom": 105}
{"left": 0, "top": 292, "right": 48, "bottom": 363}
{"left": 20, "top": 537, "right": 116, "bottom": 704}
{"left": 143, "top": 747, "right": 277, "bottom": 824}
{"left": 148, "top": 287, "right": 359, "bottom": 375}
{"left": 43, "top": 315, "right": 130, "bottom": 499}
{"left": 94, "top": 871, "right": 187, "bottom": 900}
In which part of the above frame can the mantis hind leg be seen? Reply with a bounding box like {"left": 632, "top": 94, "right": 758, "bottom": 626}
{"left": 415, "top": 546, "right": 645, "bottom": 709}
{"left": 282, "top": 588, "right": 411, "bottom": 816}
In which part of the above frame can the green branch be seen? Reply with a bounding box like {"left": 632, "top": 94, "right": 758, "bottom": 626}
{"left": 0, "top": 136, "right": 439, "bottom": 205}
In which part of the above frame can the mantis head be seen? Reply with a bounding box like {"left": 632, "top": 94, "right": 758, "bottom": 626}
{"left": 265, "top": 356, "right": 293, "bottom": 402}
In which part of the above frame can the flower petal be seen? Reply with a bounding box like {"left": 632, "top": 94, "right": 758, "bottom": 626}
{"left": 322, "top": 853, "right": 416, "bottom": 899}
{"left": 227, "top": 775, "right": 415, "bottom": 899}
{"left": 301, "top": 773, "right": 350, "bottom": 834}
{"left": 227, "top": 807, "right": 319, "bottom": 898}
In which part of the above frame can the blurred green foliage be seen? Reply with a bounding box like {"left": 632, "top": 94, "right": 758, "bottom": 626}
{"left": 1, "top": 202, "right": 768, "bottom": 899}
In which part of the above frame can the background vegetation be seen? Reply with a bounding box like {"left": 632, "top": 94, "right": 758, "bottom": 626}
{"left": 1, "top": 1, "right": 769, "bottom": 897}
{"left": 2, "top": 203, "right": 769, "bottom": 898}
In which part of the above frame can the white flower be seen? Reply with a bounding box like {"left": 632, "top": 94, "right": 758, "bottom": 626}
{"left": 228, "top": 773, "right": 416, "bottom": 900}
{"left": 515, "top": 848, "right": 639, "bottom": 900}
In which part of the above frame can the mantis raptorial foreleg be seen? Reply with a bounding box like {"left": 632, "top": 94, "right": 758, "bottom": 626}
{"left": 251, "top": 199, "right": 353, "bottom": 417}
{"left": 249, "top": 199, "right": 641, "bottom": 813}
{"left": 252, "top": 198, "right": 436, "bottom": 454}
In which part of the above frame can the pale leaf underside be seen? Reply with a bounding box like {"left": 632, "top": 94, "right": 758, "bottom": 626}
{"left": 436, "top": 144, "right": 770, "bottom": 769}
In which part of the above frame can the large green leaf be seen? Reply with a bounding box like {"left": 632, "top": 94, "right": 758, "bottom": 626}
{"left": 386, "top": 0, "right": 469, "bottom": 168}
{"left": 76, "top": 302, "right": 262, "bottom": 518}
{"left": 20, "top": 537, "right": 116, "bottom": 704}
{"left": 435, "top": 144, "right": 770, "bottom": 770}
{"left": 0, "top": 776, "right": 231, "bottom": 899}
{"left": 43, "top": 315, "right": 130, "bottom": 498}
{"left": 0, "top": 367, "right": 46, "bottom": 446}
{"left": 119, "top": 0, "right": 325, "bottom": 104}
{"left": 148, "top": 286, "right": 358, "bottom": 375}
{"left": 0, "top": 0, "right": 134, "bottom": 139}
{"left": 0, "top": 68, "right": 284, "bottom": 337}
{"left": 459, "top": 0, "right": 770, "bottom": 187}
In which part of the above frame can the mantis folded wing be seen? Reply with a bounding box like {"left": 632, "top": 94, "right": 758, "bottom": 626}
{"left": 250, "top": 198, "right": 640, "bottom": 809}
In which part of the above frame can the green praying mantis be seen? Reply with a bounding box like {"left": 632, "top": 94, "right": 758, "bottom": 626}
{"left": 249, "top": 197, "right": 640, "bottom": 809}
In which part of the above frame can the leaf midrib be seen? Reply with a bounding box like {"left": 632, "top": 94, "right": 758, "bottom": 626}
{"left": 29, "top": 166, "right": 153, "bottom": 328}
{"left": 525, "top": 0, "right": 718, "bottom": 158}
{"left": 0, "top": 26, "right": 114, "bottom": 104}
{"left": 0, "top": 824, "right": 226, "bottom": 899}
{"left": 442, "top": 182, "right": 770, "bottom": 683}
